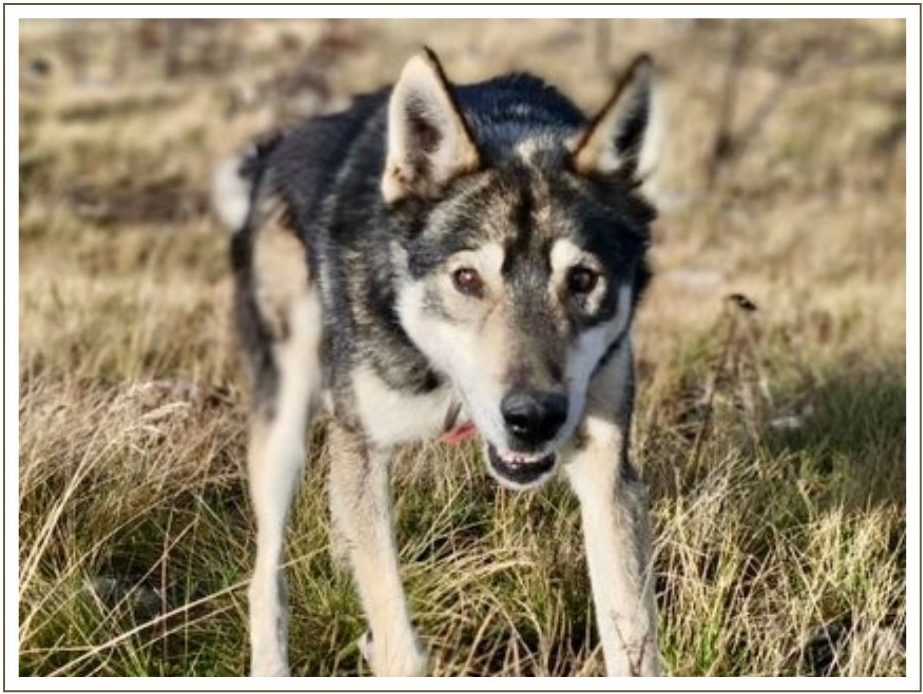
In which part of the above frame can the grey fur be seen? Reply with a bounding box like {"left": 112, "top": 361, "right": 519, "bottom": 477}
{"left": 224, "top": 48, "right": 662, "bottom": 676}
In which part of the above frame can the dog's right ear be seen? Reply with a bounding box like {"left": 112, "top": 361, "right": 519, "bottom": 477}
{"left": 382, "top": 48, "right": 481, "bottom": 204}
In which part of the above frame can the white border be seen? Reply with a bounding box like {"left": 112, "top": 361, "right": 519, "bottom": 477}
{"left": 3, "top": 3, "right": 920, "bottom": 19}
{"left": 903, "top": 4, "right": 921, "bottom": 692}
{"left": 5, "top": 4, "right": 920, "bottom": 692}
{"left": 5, "top": 2, "right": 22, "bottom": 692}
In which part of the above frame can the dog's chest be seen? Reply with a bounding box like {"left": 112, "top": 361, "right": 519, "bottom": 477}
{"left": 350, "top": 365, "right": 465, "bottom": 448}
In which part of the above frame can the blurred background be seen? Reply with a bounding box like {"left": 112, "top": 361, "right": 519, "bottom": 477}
{"left": 19, "top": 19, "right": 906, "bottom": 676}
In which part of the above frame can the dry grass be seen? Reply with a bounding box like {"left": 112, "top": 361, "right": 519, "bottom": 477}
{"left": 18, "top": 18, "right": 906, "bottom": 676}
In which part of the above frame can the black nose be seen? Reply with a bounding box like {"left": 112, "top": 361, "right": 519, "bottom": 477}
{"left": 501, "top": 389, "right": 568, "bottom": 446}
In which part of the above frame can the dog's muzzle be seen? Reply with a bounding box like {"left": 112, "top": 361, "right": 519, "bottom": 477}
{"left": 486, "top": 444, "right": 557, "bottom": 487}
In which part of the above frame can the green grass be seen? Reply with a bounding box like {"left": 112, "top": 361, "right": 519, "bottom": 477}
{"left": 19, "top": 18, "right": 906, "bottom": 676}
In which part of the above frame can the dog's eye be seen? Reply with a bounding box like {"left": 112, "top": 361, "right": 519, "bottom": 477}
{"left": 567, "top": 266, "right": 599, "bottom": 295}
{"left": 452, "top": 267, "right": 484, "bottom": 297}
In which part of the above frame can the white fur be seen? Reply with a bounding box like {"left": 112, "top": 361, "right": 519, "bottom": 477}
{"left": 513, "top": 133, "right": 560, "bottom": 163}
{"left": 352, "top": 364, "right": 458, "bottom": 447}
{"left": 549, "top": 238, "right": 593, "bottom": 274}
{"left": 636, "top": 81, "right": 664, "bottom": 185}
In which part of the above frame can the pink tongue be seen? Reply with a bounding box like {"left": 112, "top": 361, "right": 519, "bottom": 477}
{"left": 440, "top": 420, "right": 477, "bottom": 444}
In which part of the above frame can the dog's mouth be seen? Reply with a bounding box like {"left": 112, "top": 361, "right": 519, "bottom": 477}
{"left": 440, "top": 412, "right": 560, "bottom": 489}
{"left": 486, "top": 444, "right": 557, "bottom": 489}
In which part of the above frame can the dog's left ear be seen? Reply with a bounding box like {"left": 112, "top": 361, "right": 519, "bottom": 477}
{"left": 572, "top": 54, "right": 661, "bottom": 184}
{"left": 382, "top": 48, "right": 481, "bottom": 203}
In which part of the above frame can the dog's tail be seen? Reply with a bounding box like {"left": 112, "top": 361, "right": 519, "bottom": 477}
{"left": 210, "top": 151, "right": 253, "bottom": 233}
{"left": 210, "top": 132, "right": 281, "bottom": 233}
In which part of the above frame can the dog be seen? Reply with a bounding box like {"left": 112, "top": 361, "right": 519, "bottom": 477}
{"left": 215, "top": 47, "right": 663, "bottom": 677}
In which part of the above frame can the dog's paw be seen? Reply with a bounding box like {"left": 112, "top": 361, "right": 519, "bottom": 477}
{"left": 250, "top": 658, "right": 290, "bottom": 677}
{"left": 358, "top": 630, "right": 428, "bottom": 676}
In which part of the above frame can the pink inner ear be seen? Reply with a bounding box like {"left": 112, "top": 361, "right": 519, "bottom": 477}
{"left": 440, "top": 420, "right": 477, "bottom": 444}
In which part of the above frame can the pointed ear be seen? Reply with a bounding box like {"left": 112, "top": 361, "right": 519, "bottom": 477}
{"left": 382, "top": 48, "right": 481, "bottom": 203}
{"left": 572, "top": 54, "right": 661, "bottom": 183}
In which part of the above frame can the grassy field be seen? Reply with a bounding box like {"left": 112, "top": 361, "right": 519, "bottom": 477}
{"left": 18, "top": 18, "right": 907, "bottom": 676}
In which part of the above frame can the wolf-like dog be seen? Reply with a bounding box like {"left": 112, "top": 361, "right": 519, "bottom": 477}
{"left": 217, "top": 48, "right": 663, "bottom": 677}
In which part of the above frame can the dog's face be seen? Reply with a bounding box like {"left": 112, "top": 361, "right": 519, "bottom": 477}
{"left": 387, "top": 50, "right": 659, "bottom": 489}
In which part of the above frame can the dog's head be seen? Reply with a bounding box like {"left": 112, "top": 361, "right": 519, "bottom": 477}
{"left": 387, "top": 49, "right": 659, "bottom": 490}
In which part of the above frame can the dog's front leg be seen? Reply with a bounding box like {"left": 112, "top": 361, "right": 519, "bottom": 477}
{"left": 327, "top": 421, "right": 426, "bottom": 676}
{"left": 563, "top": 346, "right": 661, "bottom": 676}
